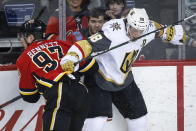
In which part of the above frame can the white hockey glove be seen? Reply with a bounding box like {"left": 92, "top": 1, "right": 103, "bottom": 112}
{"left": 161, "top": 25, "right": 186, "bottom": 45}
{"left": 60, "top": 53, "right": 79, "bottom": 73}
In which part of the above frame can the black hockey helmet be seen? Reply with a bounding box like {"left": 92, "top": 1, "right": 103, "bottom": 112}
{"left": 18, "top": 19, "right": 46, "bottom": 40}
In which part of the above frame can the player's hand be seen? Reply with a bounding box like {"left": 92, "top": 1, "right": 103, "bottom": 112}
{"left": 61, "top": 60, "right": 75, "bottom": 73}
{"left": 105, "top": 10, "right": 116, "bottom": 19}
{"left": 162, "top": 25, "right": 186, "bottom": 45}
{"left": 60, "top": 54, "right": 79, "bottom": 73}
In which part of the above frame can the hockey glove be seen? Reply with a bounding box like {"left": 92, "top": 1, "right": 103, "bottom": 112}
{"left": 162, "top": 25, "right": 186, "bottom": 45}
{"left": 60, "top": 53, "right": 79, "bottom": 73}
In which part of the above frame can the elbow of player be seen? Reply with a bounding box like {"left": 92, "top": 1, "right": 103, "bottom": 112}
{"left": 79, "top": 58, "right": 99, "bottom": 76}
{"left": 21, "top": 93, "right": 41, "bottom": 103}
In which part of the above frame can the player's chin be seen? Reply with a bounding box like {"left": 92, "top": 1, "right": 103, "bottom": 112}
{"left": 128, "top": 34, "right": 134, "bottom": 40}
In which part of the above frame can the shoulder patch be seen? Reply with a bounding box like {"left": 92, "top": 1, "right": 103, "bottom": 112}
{"left": 153, "top": 21, "right": 164, "bottom": 37}
{"left": 110, "top": 22, "right": 121, "bottom": 31}
{"left": 87, "top": 32, "right": 111, "bottom": 52}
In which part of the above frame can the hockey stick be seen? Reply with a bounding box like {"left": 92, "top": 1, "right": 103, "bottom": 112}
{"left": 75, "top": 13, "right": 196, "bottom": 65}
{"left": 1, "top": 14, "right": 195, "bottom": 109}
{"left": 0, "top": 95, "right": 22, "bottom": 109}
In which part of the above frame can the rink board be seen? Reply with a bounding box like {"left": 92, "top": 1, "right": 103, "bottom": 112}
{"left": 0, "top": 65, "right": 196, "bottom": 131}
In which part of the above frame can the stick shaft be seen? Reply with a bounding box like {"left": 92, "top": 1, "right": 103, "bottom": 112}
{"left": 0, "top": 95, "right": 22, "bottom": 109}
{"left": 75, "top": 13, "right": 196, "bottom": 65}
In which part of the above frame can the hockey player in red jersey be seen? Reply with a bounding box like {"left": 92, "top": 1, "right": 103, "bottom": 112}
{"left": 16, "top": 19, "right": 98, "bottom": 131}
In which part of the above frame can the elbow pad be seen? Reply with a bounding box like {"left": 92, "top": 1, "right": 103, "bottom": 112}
{"left": 161, "top": 25, "right": 186, "bottom": 45}
{"left": 21, "top": 93, "right": 40, "bottom": 103}
{"left": 19, "top": 87, "right": 40, "bottom": 103}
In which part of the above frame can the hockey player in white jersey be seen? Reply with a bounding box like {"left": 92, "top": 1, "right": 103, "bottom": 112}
{"left": 60, "top": 8, "right": 186, "bottom": 131}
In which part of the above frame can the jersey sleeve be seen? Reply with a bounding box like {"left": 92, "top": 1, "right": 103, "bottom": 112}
{"left": 16, "top": 56, "right": 40, "bottom": 103}
{"left": 63, "top": 31, "right": 112, "bottom": 64}
{"left": 87, "top": 31, "right": 111, "bottom": 52}
{"left": 78, "top": 58, "right": 99, "bottom": 76}
{"left": 153, "top": 21, "right": 186, "bottom": 45}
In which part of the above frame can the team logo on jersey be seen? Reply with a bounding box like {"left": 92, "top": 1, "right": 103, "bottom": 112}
{"left": 110, "top": 22, "right": 121, "bottom": 31}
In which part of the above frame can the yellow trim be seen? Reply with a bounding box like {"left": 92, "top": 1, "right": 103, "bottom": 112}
{"left": 98, "top": 70, "right": 129, "bottom": 85}
{"left": 54, "top": 72, "right": 66, "bottom": 82}
{"left": 50, "top": 82, "right": 63, "bottom": 130}
{"left": 37, "top": 79, "right": 53, "bottom": 88}
{"left": 76, "top": 40, "right": 92, "bottom": 58}
{"left": 20, "top": 90, "right": 38, "bottom": 95}
{"left": 79, "top": 59, "right": 95, "bottom": 72}
{"left": 34, "top": 75, "right": 53, "bottom": 88}
{"left": 153, "top": 21, "right": 164, "bottom": 37}
{"left": 53, "top": 71, "right": 73, "bottom": 82}
{"left": 67, "top": 52, "right": 79, "bottom": 59}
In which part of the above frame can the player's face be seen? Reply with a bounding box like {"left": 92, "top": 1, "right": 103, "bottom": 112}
{"left": 127, "top": 26, "right": 144, "bottom": 40}
{"left": 18, "top": 33, "right": 34, "bottom": 49}
{"left": 17, "top": 33, "right": 28, "bottom": 49}
{"left": 88, "top": 16, "right": 105, "bottom": 35}
{"left": 19, "top": 38, "right": 28, "bottom": 49}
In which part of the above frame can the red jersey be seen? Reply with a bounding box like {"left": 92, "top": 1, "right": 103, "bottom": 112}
{"left": 16, "top": 39, "right": 72, "bottom": 92}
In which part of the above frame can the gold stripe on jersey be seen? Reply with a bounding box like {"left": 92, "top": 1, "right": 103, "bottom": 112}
{"left": 53, "top": 72, "right": 67, "bottom": 82}
{"left": 153, "top": 21, "right": 164, "bottom": 37}
{"left": 50, "top": 82, "right": 63, "bottom": 130}
{"left": 19, "top": 90, "right": 38, "bottom": 95}
{"left": 76, "top": 40, "right": 92, "bottom": 58}
{"left": 79, "top": 59, "right": 96, "bottom": 73}
{"left": 36, "top": 79, "right": 53, "bottom": 88}
{"left": 67, "top": 52, "right": 79, "bottom": 59}
{"left": 34, "top": 75, "right": 53, "bottom": 88}
{"left": 98, "top": 69, "right": 129, "bottom": 85}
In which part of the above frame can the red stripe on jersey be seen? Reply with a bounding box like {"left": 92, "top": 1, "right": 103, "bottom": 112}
{"left": 74, "top": 43, "right": 85, "bottom": 58}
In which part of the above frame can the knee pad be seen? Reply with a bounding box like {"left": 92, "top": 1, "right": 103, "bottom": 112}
{"left": 126, "top": 115, "right": 148, "bottom": 131}
{"left": 82, "top": 117, "right": 108, "bottom": 131}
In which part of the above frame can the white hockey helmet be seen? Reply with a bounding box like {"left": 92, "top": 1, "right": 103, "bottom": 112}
{"left": 126, "top": 8, "right": 149, "bottom": 31}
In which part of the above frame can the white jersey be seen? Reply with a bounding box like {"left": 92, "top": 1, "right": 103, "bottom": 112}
{"left": 94, "top": 19, "right": 156, "bottom": 91}
{"left": 64, "top": 18, "right": 185, "bottom": 91}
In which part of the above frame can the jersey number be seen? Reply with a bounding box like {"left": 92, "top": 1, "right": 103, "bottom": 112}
{"left": 32, "top": 46, "right": 63, "bottom": 72}
{"left": 89, "top": 33, "right": 103, "bottom": 42}
{"left": 120, "top": 50, "right": 138, "bottom": 73}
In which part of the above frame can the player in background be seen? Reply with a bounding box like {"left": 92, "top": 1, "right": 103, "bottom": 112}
{"left": 59, "top": 8, "right": 186, "bottom": 131}
{"left": 46, "top": 0, "right": 90, "bottom": 40}
{"left": 105, "top": 0, "right": 134, "bottom": 19}
{"left": 67, "top": 8, "right": 109, "bottom": 42}
{"left": 105, "top": 0, "right": 125, "bottom": 19}
{"left": 16, "top": 19, "right": 98, "bottom": 131}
